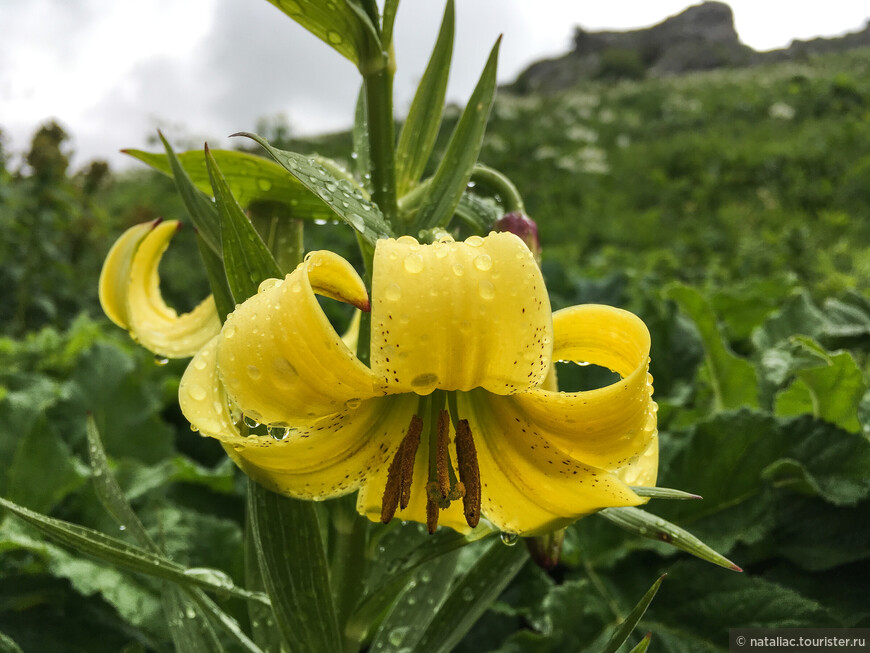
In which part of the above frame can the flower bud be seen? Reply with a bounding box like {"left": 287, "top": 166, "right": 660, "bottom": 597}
{"left": 494, "top": 212, "right": 541, "bottom": 265}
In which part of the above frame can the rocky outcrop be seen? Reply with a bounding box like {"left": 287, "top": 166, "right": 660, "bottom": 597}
{"left": 508, "top": 1, "right": 870, "bottom": 94}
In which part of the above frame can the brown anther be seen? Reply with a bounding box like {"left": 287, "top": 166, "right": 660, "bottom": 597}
{"left": 426, "top": 495, "right": 440, "bottom": 534}
{"left": 436, "top": 409, "right": 450, "bottom": 500}
{"left": 455, "top": 419, "right": 481, "bottom": 527}
{"left": 381, "top": 414, "right": 423, "bottom": 523}
{"left": 399, "top": 415, "right": 422, "bottom": 510}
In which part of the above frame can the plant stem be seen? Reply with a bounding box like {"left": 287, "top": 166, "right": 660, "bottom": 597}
{"left": 363, "top": 62, "right": 398, "bottom": 226}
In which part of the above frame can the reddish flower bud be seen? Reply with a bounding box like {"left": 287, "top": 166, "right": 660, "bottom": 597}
{"left": 494, "top": 212, "right": 541, "bottom": 264}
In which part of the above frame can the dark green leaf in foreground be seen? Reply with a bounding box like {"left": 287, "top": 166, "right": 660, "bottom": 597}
{"left": 238, "top": 132, "right": 393, "bottom": 245}
{"left": 598, "top": 507, "right": 742, "bottom": 571}
{"left": 247, "top": 481, "right": 341, "bottom": 653}
{"left": 205, "top": 145, "right": 282, "bottom": 302}
{"left": 0, "top": 496, "right": 268, "bottom": 605}
{"left": 395, "top": 0, "right": 454, "bottom": 196}
{"left": 0, "top": 631, "right": 23, "bottom": 653}
{"left": 414, "top": 540, "right": 527, "bottom": 653}
{"left": 413, "top": 37, "right": 501, "bottom": 232}
{"left": 601, "top": 574, "right": 665, "bottom": 653}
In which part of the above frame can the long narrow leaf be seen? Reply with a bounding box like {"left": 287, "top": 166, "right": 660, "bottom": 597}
{"left": 413, "top": 37, "right": 500, "bottom": 231}
{"left": 352, "top": 84, "right": 371, "bottom": 188}
{"left": 630, "top": 486, "right": 702, "bottom": 500}
{"left": 601, "top": 575, "right": 665, "bottom": 653}
{"left": 0, "top": 496, "right": 270, "bottom": 605}
{"left": 598, "top": 506, "right": 742, "bottom": 571}
{"left": 395, "top": 0, "right": 454, "bottom": 196}
{"left": 382, "top": 0, "right": 400, "bottom": 46}
{"left": 238, "top": 132, "right": 393, "bottom": 245}
{"left": 247, "top": 481, "right": 341, "bottom": 653}
{"left": 195, "top": 234, "right": 235, "bottom": 322}
{"left": 154, "top": 133, "right": 222, "bottom": 255}
{"left": 414, "top": 540, "right": 526, "bottom": 653}
{"left": 205, "top": 145, "right": 282, "bottom": 302}
{"left": 162, "top": 585, "right": 226, "bottom": 653}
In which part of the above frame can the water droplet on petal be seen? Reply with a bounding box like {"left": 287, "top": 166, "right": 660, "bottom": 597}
{"left": 452, "top": 263, "right": 465, "bottom": 277}
{"left": 244, "top": 415, "right": 261, "bottom": 429}
{"left": 188, "top": 384, "right": 207, "bottom": 401}
{"left": 345, "top": 398, "right": 362, "bottom": 410}
{"left": 473, "top": 254, "right": 493, "bottom": 271}
{"left": 465, "top": 235, "right": 484, "bottom": 247}
{"left": 478, "top": 280, "right": 495, "bottom": 300}
{"left": 268, "top": 426, "right": 290, "bottom": 441}
{"left": 154, "top": 355, "right": 169, "bottom": 366}
{"left": 403, "top": 253, "right": 424, "bottom": 273}
{"left": 247, "top": 365, "right": 261, "bottom": 380}
{"left": 223, "top": 325, "right": 236, "bottom": 339}
{"left": 500, "top": 531, "right": 519, "bottom": 546}
{"left": 385, "top": 283, "right": 402, "bottom": 301}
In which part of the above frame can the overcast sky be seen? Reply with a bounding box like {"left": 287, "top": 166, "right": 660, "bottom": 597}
{"left": 2, "top": 0, "right": 868, "bottom": 169}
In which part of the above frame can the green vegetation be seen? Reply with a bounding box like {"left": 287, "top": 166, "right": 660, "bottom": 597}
{"left": 0, "top": 47, "right": 868, "bottom": 651}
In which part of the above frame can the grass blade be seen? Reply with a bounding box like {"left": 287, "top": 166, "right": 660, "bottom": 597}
{"left": 601, "top": 575, "right": 665, "bottom": 653}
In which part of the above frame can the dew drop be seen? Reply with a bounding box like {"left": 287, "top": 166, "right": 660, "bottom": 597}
{"left": 500, "top": 531, "right": 519, "bottom": 546}
{"left": 396, "top": 235, "right": 418, "bottom": 246}
{"left": 403, "top": 253, "right": 424, "bottom": 273}
{"left": 268, "top": 426, "right": 290, "bottom": 441}
{"left": 461, "top": 588, "right": 475, "bottom": 601}
{"left": 345, "top": 398, "right": 362, "bottom": 410}
{"left": 452, "top": 263, "right": 465, "bottom": 277}
{"left": 473, "top": 253, "right": 493, "bottom": 271}
{"left": 246, "top": 365, "right": 261, "bottom": 380}
{"left": 190, "top": 424, "right": 199, "bottom": 432}
{"left": 327, "top": 30, "right": 343, "bottom": 44}
{"left": 188, "top": 384, "right": 207, "bottom": 401}
{"left": 347, "top": 212, "right": 365, "bottom": 231}
{"left": 411, "top": 372, "right": 439, "bottom": 387}
{"left": 258, "top": 278, "right": 281, "bottom": 293}
{"left": 194, "top": 357, "right": 207, "bottom": 371}
{"left": 478, "top": 280, "right": 495, "bottom": 300}
{"left": 284, "top": 0, "right": 302, "bottom": 13}
{"left": 465, "top": 235, "right": 484, "bottom": 247}
{"left": 257, "top": 178, "right": 273, "bottom": 192}
{"left": 244, "top": 415, "right": 261, "bottom": 429}
{"left": 385, "top": 283, "right": 402, "bottom": 301}
{"left": 223, "top": 324, "right": 236, "bottom": 339}
{"left": 154, "top": 355, "right": 169, "bottom": 366}
{"left": 119, "top": 524, "right": 127, "bottom": 531}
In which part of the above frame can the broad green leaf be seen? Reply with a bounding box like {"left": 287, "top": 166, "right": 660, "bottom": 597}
{"left": 150, "top": 134, "right": 222, "bottom": 255}
{"left": 0, "top": 496, "right": 269, "bottom": 605}
{"left": 666, "top": 283, "right": 759, "bottom": 411}
{"left": 414, "top": 540, "right": 526, "bottom": 653}
{"left": 773, "top": 339, "right": 865, "bottom": 432}
{"left": 369, "top": 550, "right": 460, "bottom": 652}
{"left": 239, "top": 132, "right": 393, "bottom": 245}
{"left": 413, "top": 37, "right": 501, "bottom": 231}
{"left": 598, "top": 507, "right": 741, "bottom": 571}
{"left": 205, "top": 145, "right": 282, "bottom": 302}
{"left": 247, "top": 481, "right": 341, "bottom": 653}
{"left": 601, "top": 574, "right": 665, "bottom": 653}
{"left": 395, "top": 0, "right": 454, "bottom": 196}
{"left": 126, "top": 147, "right": 336, "bottom": 224}
{"left": 264, "top": 0, "right": 377, "bottom": 68}
{"left": 751, "top": 291, "right": 829, "bottom": 351}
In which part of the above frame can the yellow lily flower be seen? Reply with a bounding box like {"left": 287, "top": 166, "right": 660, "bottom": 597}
{"left": 99, "top": 219, "right": 221, "bottom": 358}
{"left": 179, "top": 232, "right": 657, "bottom": 536}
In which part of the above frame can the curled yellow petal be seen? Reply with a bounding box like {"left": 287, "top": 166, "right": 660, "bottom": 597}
{"left": 99, "top": 221, "right": 154, "bottom": 328}
{"left": 371, "top": 233, "right": 552, "bottom": 396}
{"left": 100, "top": 219, "right": 221, "bottom": 358}
{"left": 181, "top": 335, "right": 413, "bottom": 500}
{"left": 511, "top": 304, "right": 658, "bottom": 472}
{"left": 216, "top": 250, "right": 379, "bottom": 427}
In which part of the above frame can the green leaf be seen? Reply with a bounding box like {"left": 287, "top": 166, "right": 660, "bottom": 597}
{"left": 0, "top": 496, "right": 269, "bottom": 605}
{"left": 126, "top": 146, "right": 336, "bottom": 224}
{"left": 382, "top": 0, "right": 400, "bottom": 46}
{"left": 151, "top": 133, "right": 222, "bottom": 255}
{"left": 453, "top": 192, "right": 502, "bottom": 232}
{"left": 369, "top": 550, "right": 460, "bottom": 652}
{"left": 247, "top": 481, "right": 341, "bottom": 653}
{"left": 0, "top": 630, "right": 23, "bottom": 653}
{"left": 629, "top": 632, "right": 653, "bottom": 653}
{"left": 414, "top": 540, "right": 526, "bottom": 653}
{"left": 238, "top": 132, "right": 394, "bottom": 245}
{"left": 666, "top": 283, "right": 759, "bottom": 411}
{"left": 395, "top": 0, "right": 454, "bottom": 196}
{"left": 352, "top": 84, "right": 372, "bottom": 188}
{"left": 598, "top": 507, "right": 741, "bottom": 571}
{"left": 263, "top": 0, "right": 377, "bottom": 68}
{"left": 601, "top": 574, "right": 665, "bottom": 653}
{"left": 161, "top": 586, "right": 225, "bottom": 653}
{"left": 413, "top": 37, "right": 501, "bottom": 231}
{"left": 195, "top": 233, "right": 235, "bottom": 321}
{"left": 205, "top": 145, "right": 282, "bottom": 302}
{"left": 630, "top": 487, "right": 702, "bottom": 501}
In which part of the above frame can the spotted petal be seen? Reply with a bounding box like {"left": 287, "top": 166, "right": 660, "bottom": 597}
{"left": 370, "top": 233, "right": 552, "bottom": 396}
{"left": 180, "top": 335, "right": 415, "bottom": 500}
{"left": 216, "top": 250, "right": 379, "bottom": 427}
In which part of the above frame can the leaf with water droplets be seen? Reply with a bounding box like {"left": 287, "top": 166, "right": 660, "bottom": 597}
{"left": 237, "top": 132, "right": 394, "bottom": 245}
{"left": 395, "top": 0, "right": 454, "bottom": 196}
{"left": 125, "top": 146, "right": 336, "bottom": 224}
{"left": 413, "top": 37, "right": 501, "bottom": 232}
{"left": 598, "top": 506, "right": 742, "bottom": 571}
{"left": 600, "top": 575, "right": 664, "bottom": 653}
{"left": 264, "top": 0, "right": 379, "bottom": 69}
{"left": 205, "top": 145, "right": 282, "bottom": 303}
{"left": 414, "top": 539, "right": 527, "bottom": 653}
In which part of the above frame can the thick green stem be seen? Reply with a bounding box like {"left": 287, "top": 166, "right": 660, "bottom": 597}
{"left": 363, "top": 64, "right": 398, "bottom": 226}
{"left": 470, "top": 164, "right": 525, "bottom": 214}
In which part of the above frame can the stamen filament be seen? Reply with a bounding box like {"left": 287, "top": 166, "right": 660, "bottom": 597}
{"left": 455, "top": 419, "right": 481, "bottom": 527}
{"left": 381, "top": 414, "right": 423, "bottom": 523}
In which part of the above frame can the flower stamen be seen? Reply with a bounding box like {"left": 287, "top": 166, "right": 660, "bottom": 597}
{"left": 455, "top": 419, "right": 481, "bottom": 527}
{"left": 381, "top": 414, "right": 423, "bottom": 523}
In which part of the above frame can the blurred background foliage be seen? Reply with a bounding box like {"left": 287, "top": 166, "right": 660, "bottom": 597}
{"left": 0, "top": 47, "right": 868, "bottom": 651}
